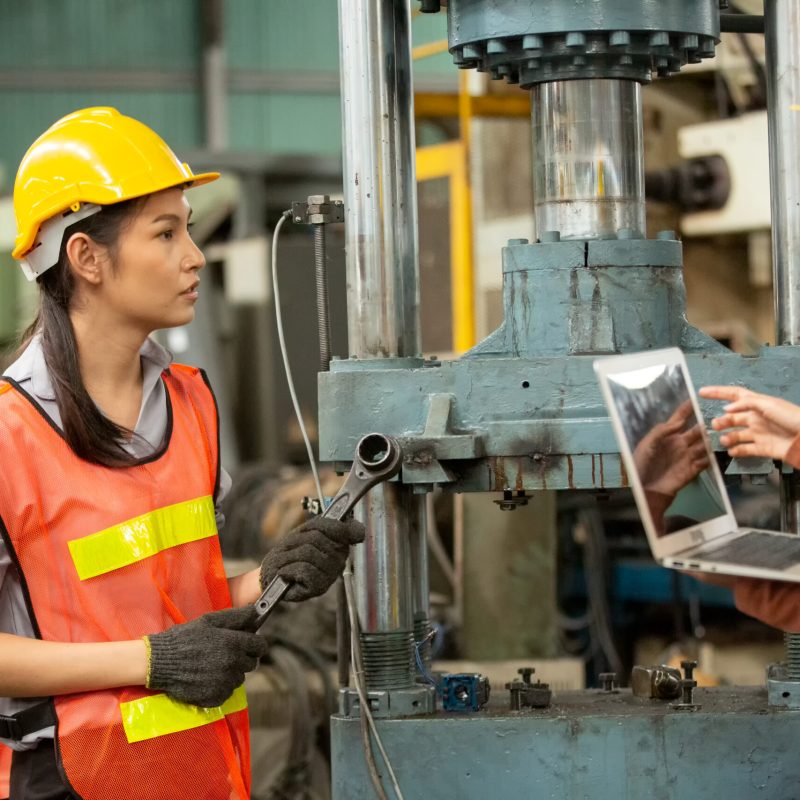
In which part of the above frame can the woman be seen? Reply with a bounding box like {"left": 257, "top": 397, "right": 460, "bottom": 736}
{"left": 0, "top": 107, "right": 364, "bottom": 800}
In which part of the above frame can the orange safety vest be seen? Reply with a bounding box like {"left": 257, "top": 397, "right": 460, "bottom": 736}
{"left": 0, "top": 365, "right": 250, "bottom": 800}
{"left": 0, "top": 742, "right": 10, "bottom": 798}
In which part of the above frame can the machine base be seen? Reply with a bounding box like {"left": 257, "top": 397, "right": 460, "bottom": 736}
{"left": 331, "top": 687, "right": 800, "bottom": 798}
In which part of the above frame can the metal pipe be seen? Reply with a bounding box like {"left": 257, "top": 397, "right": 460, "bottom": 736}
{"left": 765, "top": 0, "right": 800, "bottom": 346}
{"left": 353, "top": 484, "right": 414, "bottom": 630}
{"left": 338, "top": 0, "right": 421, "bottom": 358}
{"left": 765, "top": 0, "right": 800, "bottom": 668}
{"left": 352, "top": 483, "right": 416, "bottom": 689}
{"left": 338, "top": 0, "right": 421, "bottom": 690}
{"left": 531, "top": 79, "right": 646, "bottom": 240}
{"left": 201, "top": 0, "right": 227, "bottom": 150}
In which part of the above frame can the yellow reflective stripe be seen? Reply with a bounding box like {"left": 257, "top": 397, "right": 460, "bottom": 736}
{"left": 68, "top": 496, "right": 216, "bottom": 580}
{"left": 121, "top": 685, "right": 248, "bottom": 744}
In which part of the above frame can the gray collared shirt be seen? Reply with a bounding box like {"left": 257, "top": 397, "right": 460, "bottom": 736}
{"left": 0, "top": 335, "right": 231, "bottom": 747}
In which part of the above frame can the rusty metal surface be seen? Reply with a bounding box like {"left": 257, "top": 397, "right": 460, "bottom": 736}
{"left": 320, "top": 348, "right": 800, "bottom": 490}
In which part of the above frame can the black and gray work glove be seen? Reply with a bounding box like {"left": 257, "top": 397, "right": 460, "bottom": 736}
{"left": 146, "top": 606, "right": 268, "bottom": 707}
{"left": 259, "top": 516, "right": 366, "bottom": 602}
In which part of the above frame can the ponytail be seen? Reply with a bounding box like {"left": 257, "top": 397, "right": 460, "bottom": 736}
{"left": 18, "top": 199, "right": 146, "bottom": 467}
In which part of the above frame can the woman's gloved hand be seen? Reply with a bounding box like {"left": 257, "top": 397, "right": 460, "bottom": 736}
{"left": 259, "top": 516, "right": 366, "bottom": 601}
{"left": 145, "top": 606, "right": 268, "bottom": 707}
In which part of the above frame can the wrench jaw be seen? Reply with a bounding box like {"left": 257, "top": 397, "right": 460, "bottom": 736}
{"left": 325, "top": 434, "right": 402, "bottom": 521}
{"left": 355, "top": 433, "right": 402, "bottom": 475}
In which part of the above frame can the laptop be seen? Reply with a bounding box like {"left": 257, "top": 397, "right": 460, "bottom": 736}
{"left": 594, "top": 347, "right": 800, "bottom": 582}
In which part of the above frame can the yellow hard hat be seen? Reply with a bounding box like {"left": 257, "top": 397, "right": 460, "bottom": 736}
{"left": 12, "top": 106, "right": 219, "bottom": 261}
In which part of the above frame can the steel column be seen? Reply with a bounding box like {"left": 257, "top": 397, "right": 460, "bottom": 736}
{"left": 338, "top": 0, "right": 421, "bottom": 358}
{"left": 337, "top": 0, "right": 424, "bottom": 692}
{"left": 766, "top": 0, "right": 800, "bottom": 347}
{"left": 765, "top": 0, "right": 800, "bottom": 690}
{"left": 766, "top": 2, "right": 800, "bottom": 536}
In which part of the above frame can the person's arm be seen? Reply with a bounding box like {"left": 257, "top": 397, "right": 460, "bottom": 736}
{"left": 0, "top": 634, "right": 146, "bottom": 697}
{"left": 732, "top": 578, "right": 800, "bottom": 632}
{"left": 1, "top": 607, "right": 270, "bottom": 709}
{"left": 228, "top": 568, "right": 261, "bottom": 607}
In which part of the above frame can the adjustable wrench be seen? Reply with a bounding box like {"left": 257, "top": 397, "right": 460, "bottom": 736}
{"left": 253, "top": 432, "right": 402, "bottom": 630}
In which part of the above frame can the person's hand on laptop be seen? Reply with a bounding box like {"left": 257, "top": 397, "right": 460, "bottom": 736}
{"left": 700, "top": 385, "right": 800, "bottom": 465}
{"left": 698, "top": 385, "right": 800, "bottom": 630}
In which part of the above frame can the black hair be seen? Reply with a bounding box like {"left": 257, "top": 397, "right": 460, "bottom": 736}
{"left": 18, "top": 199, "right": 147, "bottom": 467}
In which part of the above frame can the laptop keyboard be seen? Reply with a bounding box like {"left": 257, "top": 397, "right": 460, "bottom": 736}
{"left": 693, "top": 531, "right": 800, "bottom": 571}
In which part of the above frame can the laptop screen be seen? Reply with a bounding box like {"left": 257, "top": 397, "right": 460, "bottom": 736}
{"left": 606, "top": 361, "right": 727, "bottom": 538}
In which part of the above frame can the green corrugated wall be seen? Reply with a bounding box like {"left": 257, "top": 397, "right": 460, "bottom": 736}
{"left": 0, "top": 0, "right": 453, "bottom": 183}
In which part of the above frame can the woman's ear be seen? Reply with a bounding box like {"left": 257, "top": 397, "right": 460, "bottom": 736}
{"left": 64, "top": 232, "right": 107, "bottom": 286}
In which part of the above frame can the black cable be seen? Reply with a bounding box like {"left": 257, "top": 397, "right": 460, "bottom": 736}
{"left": 735, "top": 31, "right": 768, "bottom": 109}
{"left": 714, "top": 70, "right": 734, "bottom": 119}
{"left": 268, "top": 634, "right": 337, "bottom": 720}
{"left": 578, "top": 507, "right": 624, "bottom": 678}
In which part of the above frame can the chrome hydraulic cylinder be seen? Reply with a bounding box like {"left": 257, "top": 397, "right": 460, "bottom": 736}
{"left": 532, "top": 79, "right": 646, "bottom": 240}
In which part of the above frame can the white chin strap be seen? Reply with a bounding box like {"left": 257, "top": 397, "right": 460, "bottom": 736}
{"left": 19, "top": 203, "right": 103, "bottom": 282}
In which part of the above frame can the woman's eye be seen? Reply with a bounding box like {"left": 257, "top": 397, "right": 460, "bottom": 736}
{"left": 187, "top": 222, "right": 195, "bottom": 237}
{"left": 159, "top": 229, "right": 174, "bottom": 241}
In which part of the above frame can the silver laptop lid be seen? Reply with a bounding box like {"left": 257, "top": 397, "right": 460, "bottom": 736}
{"left": 594, "top": 348, "right": 737, "bottom": 560}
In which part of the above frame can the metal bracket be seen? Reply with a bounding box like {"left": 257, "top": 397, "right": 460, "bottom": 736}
{"left": 767, "top": 663, "right": 800, "bottom": 709}
{"left": 291, "top": 194, "right": 344, "bottom": 225}
{"left": 338, "top": 685, "right": 436, "bottom": 718}
{"left": 400, "top": 393, "right": 484, "bottom": 484}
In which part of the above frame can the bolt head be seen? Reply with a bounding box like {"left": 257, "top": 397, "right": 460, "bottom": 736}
{"left": 308, "top": 194, "right": 329, "bottom": 205}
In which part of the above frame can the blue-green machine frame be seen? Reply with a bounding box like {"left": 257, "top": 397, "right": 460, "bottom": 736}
{"left": 325, "top": 1, "right": 800, "bottom": 797}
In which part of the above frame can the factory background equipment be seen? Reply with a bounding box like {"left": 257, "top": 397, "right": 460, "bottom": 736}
{"left": 324, "top": 0, "right": 800, "bottom": 796}
{"left": 0, "top": 1, "right": 797, "bottom": 798}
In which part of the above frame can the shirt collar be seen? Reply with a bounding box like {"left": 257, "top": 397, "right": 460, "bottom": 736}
{"left": 28, "top": 334, "right": 173, "bottom": 403}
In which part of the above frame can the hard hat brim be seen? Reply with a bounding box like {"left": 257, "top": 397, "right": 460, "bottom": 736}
{"left": 12, "top": 171, "right": 221, "bottom": 260}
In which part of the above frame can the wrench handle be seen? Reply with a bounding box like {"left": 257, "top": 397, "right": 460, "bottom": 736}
{"left": 252, "top": 481, "right": 362, "bottom": 630}
{"left": 252, "top": 433, "right": 401, "bottom": 632}
{"left": 253, "top": 575, "right": 291, "bottom": 631}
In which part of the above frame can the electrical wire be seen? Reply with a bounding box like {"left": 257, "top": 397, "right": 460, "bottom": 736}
{"left": 414, "top": 629, "right": 438, "bottom": 688}
{"left": 425, "top": 492, "right": 456, "bottom": 591}
{"left": 271, "top": 210, "right": 404, "bottom": 800}
{"left": 271, "top": 210, "right": 324, "bottom": 504}
{"left": 344, "top": 565, "right": 403, "bottom": 800}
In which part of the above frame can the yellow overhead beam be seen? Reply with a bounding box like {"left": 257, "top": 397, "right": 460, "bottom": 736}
{"left": 415, "top": 92, "right": 531, "bottom": 119}
{"left": 412, "top": 39, "right": 451, "bottom": 60}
